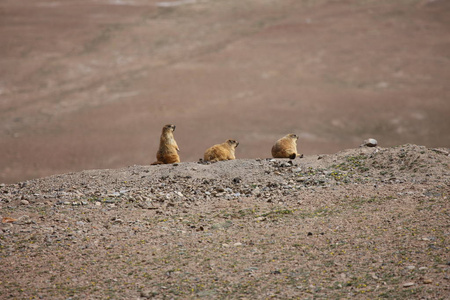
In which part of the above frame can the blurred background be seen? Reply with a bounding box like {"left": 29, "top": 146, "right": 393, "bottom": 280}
{"left": 1, "top": 0, "right": 449, "bottom": 184}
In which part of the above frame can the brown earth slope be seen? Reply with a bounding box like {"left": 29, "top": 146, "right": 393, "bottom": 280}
{"left": 0, "top": 144, "right": 449, "bottom": 299}
{"left": 1, "top": 0, "right": 450, "bottom": 184}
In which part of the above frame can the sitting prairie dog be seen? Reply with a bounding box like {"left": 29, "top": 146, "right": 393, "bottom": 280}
{"left": 204, "top": 139, "right": 239, "bottom": 162}
{"left": 271, "top": 133, "right": 299, "bottom": 159}
{"left": 151, "top": 124, "right": 180, "bottom": 165}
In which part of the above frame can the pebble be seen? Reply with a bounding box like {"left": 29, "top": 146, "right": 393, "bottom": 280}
{"left": 140, "top": 290, "right": 158, "bottom": 298}
{"left": 17, "top": 215, "right": 32, "bottom": 225}
{"left": 363, "top": 138, "right": 378, "bottom": 147}
{"left": 20, "top": 200, "right": 29, "bottom": 205}
{"left": 422, "top": 278, "right": 433, "bottom": 284}
{"left": 232, "top": 177, "right": 242, "bottom": 184}
{"left": 403, "top": 282, "right": 415, "bottom": 287}
{"left": 406, "top": 265, "right": 416, "bottom": 270}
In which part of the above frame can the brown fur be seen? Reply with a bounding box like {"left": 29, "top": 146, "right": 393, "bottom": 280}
{"left": 151, "top": 124, "right": 180, "bottom": 165}
{"left": 204, "top": 139, "right": 239, "bottom": 162}
{"left": 271, "top": 133, "right": 298, "bottom": 159}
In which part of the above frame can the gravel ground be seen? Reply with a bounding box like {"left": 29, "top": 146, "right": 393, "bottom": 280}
{"left": 1, "top": 144, "right": 449, "bottom": 299}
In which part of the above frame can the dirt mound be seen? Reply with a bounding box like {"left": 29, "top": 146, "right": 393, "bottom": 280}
{"left": 1, "top": 144, "right": 449, "bottom": 299}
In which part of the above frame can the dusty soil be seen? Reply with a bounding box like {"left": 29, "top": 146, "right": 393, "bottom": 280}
{"left": 1, "top": 144, "right": 449, "bottom": 299}
{"left": 1, "top": 0, "right": 450, "bottom": 183}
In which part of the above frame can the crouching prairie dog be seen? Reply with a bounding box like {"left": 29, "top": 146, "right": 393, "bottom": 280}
{"left": 204, "top": 139, "right": 239, "bottom": 162}
{"left": 271, "top": 133, "right": 299, "bottom": 159}
{"left": 151, "top": 124, "right": 180, "bottom": 165}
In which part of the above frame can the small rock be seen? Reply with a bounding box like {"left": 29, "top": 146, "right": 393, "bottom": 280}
{"left": 363, "top": 138, "right": 378, "bottom": 147}
{"left": 296, "top": 177, "right": 307, "bottom": 182}
{"left": 422, "top": 278, "right": 433, "bottom": 284}
{"left": 419, "top": 267, "right": 428, "bottom": 271}
{"left": 1, "top": 217, "right": 17, "bottom": 224}
{"left": 140, "top": 289, "right": 158, "bottom": 298}
{"left": 234, "top": 242, "right": 243, "bottom": 247}
{"left": 20, "top": 200, "right": 29, "bottom": 205}
{"left": 232, "top": 177, "right": 242, "bottom": 184}
{"left": 17, "top": 215, "right": 32, "bottom": 225}
{"left": 403, "top": 282, "right": 415, "bottom": 287}
{"left": 406, "top": 265, "right": 416, "bottom": 270}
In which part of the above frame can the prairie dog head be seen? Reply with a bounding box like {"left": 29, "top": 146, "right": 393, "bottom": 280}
{"left": 162, "top": 124, "right": 176, "bottom": 134}
{"left": 286, "top": 134, "right": 298, "bottom": 142}
{"left": 226, "top": 139, "right": 239, "bottom": 149}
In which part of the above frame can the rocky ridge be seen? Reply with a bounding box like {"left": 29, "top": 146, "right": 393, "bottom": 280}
{"left": 0, "top": 144, "right": 449, "bottom": 299}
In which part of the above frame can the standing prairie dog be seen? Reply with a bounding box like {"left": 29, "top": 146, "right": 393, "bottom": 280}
{"left": 271, "top": 133, "right": 298, "bottom": 159}
{"left": 204, "top": 139, "right": 239, "bottom": 162}
{"left": 151, "top": 124, "right": 180, "bottom": 165}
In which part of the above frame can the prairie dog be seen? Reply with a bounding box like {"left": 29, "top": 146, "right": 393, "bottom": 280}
{"left": 271, "top": 133, "right": 298, "bottom": 159}
{"left": 151, "top": 124, "right": 180, "bottom": 165}
{"left": 204, "top": 139, "right": 239, "bottom": 162}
